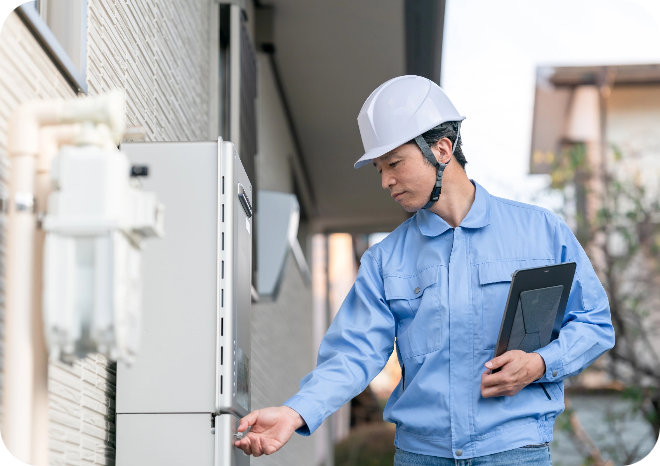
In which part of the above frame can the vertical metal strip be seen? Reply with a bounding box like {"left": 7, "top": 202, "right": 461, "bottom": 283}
{"left": 215, "top": 138, "right": 225, "bottom": 416}
{"left": 229, "top": 5, "right": 241, "bottom": 153}
{"left": 216, "top": 140, "right": 235, "bottom": 416}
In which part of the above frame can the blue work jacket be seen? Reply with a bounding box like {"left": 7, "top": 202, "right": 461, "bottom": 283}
{"left": 284, "top": 181, "right": 614, "bottom": 459}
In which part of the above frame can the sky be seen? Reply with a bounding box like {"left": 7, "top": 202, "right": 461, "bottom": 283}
{"left": 441, "top": 0, "right": 660, "bottom": 210}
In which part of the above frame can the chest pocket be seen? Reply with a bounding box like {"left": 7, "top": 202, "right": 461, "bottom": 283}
{"left": 479, "top": 259, "right": 554, "bottom": 351}
{"left": 385, "top": 265, "right": 442, "bottom": 360}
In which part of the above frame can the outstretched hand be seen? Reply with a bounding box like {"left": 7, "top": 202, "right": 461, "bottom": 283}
{"left": 481, "top": 350, "right": 546, "bottom": 398}
{"left": 234, "top": 406, "right": 305, "bottom": 457}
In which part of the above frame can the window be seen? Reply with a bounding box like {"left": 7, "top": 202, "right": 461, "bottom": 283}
{"left": 16, "top": 1, "right": 88, "bottom": 93}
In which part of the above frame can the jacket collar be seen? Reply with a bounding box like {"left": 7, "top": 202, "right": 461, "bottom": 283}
{"left": 415, "top": 180, "right": 491, "bottom": 237}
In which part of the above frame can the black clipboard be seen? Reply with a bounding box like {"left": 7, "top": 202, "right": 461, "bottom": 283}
{"left": 492, "top": 262, "right": 576, "bottom": 371}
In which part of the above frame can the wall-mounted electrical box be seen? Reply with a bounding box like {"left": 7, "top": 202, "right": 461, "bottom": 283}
{"left": 115, "top": 140, "right": 251, "bottom": 466}
{"left": 43, "top": 143, "right": 164, "bottom": 364}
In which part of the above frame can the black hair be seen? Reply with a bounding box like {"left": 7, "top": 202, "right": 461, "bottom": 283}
{"left": 408, "top": 121, "right": 467, "bottom": 169}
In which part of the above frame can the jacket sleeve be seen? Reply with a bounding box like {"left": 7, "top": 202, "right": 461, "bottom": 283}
{"left": 533, "top": 219, "right": 615, "bottom": 383}
{"left": 283, "top": 250, "right": 395, "bottom": 435}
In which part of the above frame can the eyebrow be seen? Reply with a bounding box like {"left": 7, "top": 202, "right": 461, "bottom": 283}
{"left": 373, "top": 153, "right": 398, "bottom": 167}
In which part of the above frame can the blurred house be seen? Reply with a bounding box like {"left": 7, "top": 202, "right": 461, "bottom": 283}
{"left": 529, "top": 63, "right": 660, "bottom": 389}
{"left": 0, "top": 1, "right": 447, "bottom": 465}
{"left": 530, "top": 64, "right": 660, "bottom": 233}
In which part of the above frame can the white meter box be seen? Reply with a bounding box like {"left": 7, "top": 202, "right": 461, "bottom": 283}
{"left": 43, "top": 144, "right": 164, "bottom": 364}
{"left": 116, "top": 140, "right": 251, "bottom": 466}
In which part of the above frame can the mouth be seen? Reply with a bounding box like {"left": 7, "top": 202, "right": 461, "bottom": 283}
{"left": 392, "top": 191, "right": 405, "bottom": 202}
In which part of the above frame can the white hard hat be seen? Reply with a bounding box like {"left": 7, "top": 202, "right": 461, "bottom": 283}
{"left": 355, "top": 75, "right": 465, "bottom": 168}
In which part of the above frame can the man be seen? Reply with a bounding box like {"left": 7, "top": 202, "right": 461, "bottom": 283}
{"left": 235, "top": 76, "right": 615, "bottom": 465}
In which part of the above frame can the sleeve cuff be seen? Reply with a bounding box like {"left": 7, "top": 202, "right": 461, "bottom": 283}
{"left": 534, "top": 345, "right": 563, "bottom": 383}
{"left": 283, "top": 395, "right": 324, "bottom": 436}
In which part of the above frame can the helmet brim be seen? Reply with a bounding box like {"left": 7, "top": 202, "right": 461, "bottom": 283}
{"left": 354, "top": 115, "right": 466, "bottom": 169}
{"left": 354, "top": 140, "right": 409, "bottom": 169}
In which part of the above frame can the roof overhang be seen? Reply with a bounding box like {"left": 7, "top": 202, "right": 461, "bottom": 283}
{"left": 262, "top": 0, "right": 447, "bottom": 233}
{"left": 530, "top": 63, "right": 660, "bottom": 174}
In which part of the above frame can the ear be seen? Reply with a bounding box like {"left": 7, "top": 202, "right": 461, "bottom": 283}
{"left": 432, "top": 137, "right": 453, "bottom": 165}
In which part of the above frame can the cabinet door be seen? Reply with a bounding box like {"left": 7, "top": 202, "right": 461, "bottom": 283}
{"left": 117, "top": 142, "right": 219, "bottom": 413}
{"left": 117, "top": 413, "right": 215, "bottom": 466}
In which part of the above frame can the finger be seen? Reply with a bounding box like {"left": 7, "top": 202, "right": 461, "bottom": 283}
{"left": 485, "top": 351, "right": 515, "bottom": 370}
{"left": 481, "top": 369, "right": 509, "bottom": 387}
{"left": 238, "top": 411, "right": 259, "bottom": 432}
{"left": 481, "top": 374, "right": 501, "bottom": 395}
{"left": 482, "top": 384, "right": 507, "bottom": 398}
{"left": 236, "top": 436, "right": 252, "bottom": 455}
{"left": 260, "top": 437, "right": 276, "bottom": 455}
{"left": 248, "top": 434, "right": 263, "bottom": 457}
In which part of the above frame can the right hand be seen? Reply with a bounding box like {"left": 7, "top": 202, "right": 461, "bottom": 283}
{"left": 234, "top": 406, "right": 305, "bottom": 457}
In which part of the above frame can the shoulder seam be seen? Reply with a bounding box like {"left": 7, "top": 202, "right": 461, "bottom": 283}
{"left": 365, "top": 249, "right": 382, "bottom": 273}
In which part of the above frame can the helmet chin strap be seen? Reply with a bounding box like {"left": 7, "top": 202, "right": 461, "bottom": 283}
{"left": 417, "top": 122, "right": 461, "bottom": 210}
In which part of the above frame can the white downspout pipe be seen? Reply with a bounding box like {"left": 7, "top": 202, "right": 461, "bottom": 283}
{"left": 2, "top": 92, "right": 124, "bottom": 463}
{"left": 4, "top": 101, "right": 62, "bottom": 463}
{"left": 31, "top": 125, "right": 81, "bottom": 466}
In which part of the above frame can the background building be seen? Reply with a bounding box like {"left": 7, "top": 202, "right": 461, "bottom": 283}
{"left": 529, "top": 63, "right": 660, "bottom": 465}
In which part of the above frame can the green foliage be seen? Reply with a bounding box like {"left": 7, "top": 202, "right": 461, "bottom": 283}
{"left": 547, "top": 142, "right": 660, "bottom": 464}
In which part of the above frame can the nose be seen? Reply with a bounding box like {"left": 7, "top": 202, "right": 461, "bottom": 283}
{"left": 381, "top": 171, "right": 394, "bottom": 190}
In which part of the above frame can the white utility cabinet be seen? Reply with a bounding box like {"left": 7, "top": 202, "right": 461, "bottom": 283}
{"left": 116, "top": 140, "right": 252, "bottom": 466}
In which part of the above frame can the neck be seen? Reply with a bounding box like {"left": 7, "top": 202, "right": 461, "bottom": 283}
{"left": 427, "top": 163, "right": 475, "bottom": 228}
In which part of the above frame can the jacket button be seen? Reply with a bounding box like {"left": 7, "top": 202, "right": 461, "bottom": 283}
{"left": 456, "top": 449, "right": 463, "bottom": 456}
{"left": 414, "top": 287, "right": 421, "bottom": 294}
{"left": 552, "top": 370, "right": 558, "bottom": 377}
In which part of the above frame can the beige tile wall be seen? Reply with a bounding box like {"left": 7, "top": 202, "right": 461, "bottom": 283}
{"left": 0, "top": 0, "right": 211, "bottom": 463}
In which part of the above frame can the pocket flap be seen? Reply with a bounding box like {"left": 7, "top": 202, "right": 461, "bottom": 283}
{"left": 384, "top": 265, "right": 439, "bottom": 300}
{"left": 478, "top": 259, "right": 553, "bottom": 285}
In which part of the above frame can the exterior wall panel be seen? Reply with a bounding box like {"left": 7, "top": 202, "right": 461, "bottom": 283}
{"left": 251, "top": 252, "right": 316, "bottom": 466}
{"left": 0, "top": 0, "right": 211, "bottom": 463}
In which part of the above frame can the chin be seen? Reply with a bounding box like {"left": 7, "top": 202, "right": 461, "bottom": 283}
{"left": 401, "top": 202, "right": 424, "bottom": 213}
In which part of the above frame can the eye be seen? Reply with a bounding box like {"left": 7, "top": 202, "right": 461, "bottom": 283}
{"left": 389, "top": 160, "right": 400, "bottom": 168}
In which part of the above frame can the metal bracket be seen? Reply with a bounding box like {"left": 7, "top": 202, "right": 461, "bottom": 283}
{"left": 238, "top": 183, "right": 252, "bottom": 218}
{"left": 233, "top": 425, "right": 251, "bottom": 440}
{"left": 15, "top": 192, "right": 36, "bottom": 212}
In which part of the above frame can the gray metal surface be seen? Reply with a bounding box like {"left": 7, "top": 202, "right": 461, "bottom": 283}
{"left": 507, "top": 285, "right": 564, "bottom": 352}
{"left": 116, "top": 141, "right": 252, "bottom": 465}
{"left": 216, "top": 413, "right": 251, "bottom": 466}
{"left": 116, "top": 413, "right": 215, "bottom": 466}
{"left": 217, "top": 141, "right": 252, "bottom": 417}
{"left": 117, "top": 142, "right": 219, "bottom": 413}
{"left": 256, "top": 191, "right": 299, "bottom": 297}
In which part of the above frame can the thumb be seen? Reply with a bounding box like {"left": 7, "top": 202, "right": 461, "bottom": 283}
{"left": 485, "top": 352, "right": 513, "bottom": 370}
{"left": 238, "top": 411, "right": 259, "bottom": 432}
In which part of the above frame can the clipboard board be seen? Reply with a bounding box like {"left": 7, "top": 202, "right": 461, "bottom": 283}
{"left": 491, "top": 262, "right": 576, "bottom": 372}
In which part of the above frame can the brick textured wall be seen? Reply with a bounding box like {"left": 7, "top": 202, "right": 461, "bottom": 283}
{"left": 0, "top": 0, "right": 211, "bottom": 463}
{"left": 251, "top": 251, "right": 316, "bottom": 466}
{"left": 87, "top": 0, "right": 211, "bottom": 142}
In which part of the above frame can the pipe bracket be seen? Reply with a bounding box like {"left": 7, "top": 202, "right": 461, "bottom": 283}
{"left": 14, "top": 192, "right": 36, "bottom": 212}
